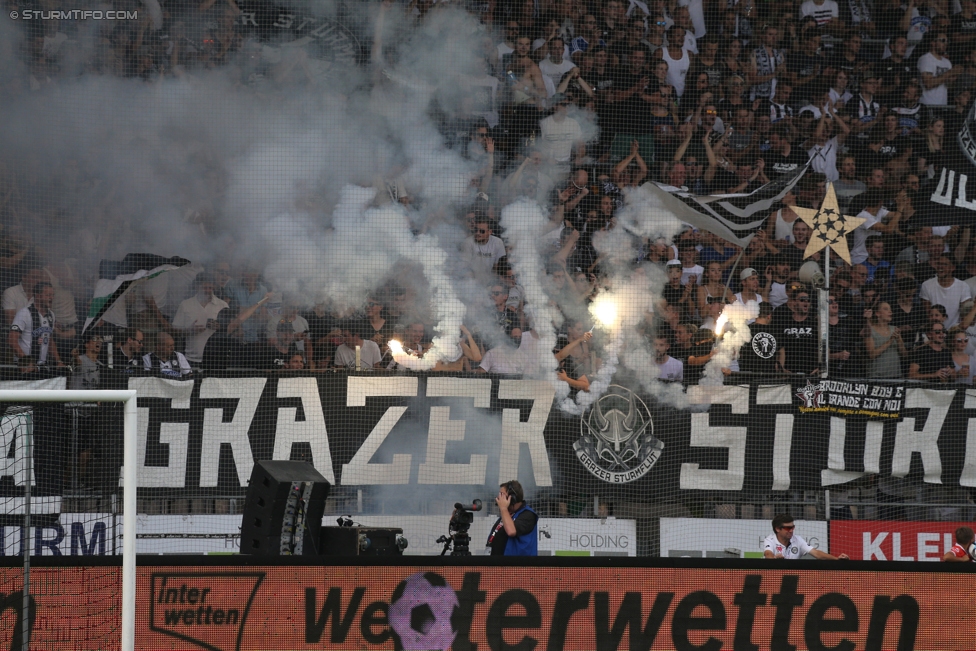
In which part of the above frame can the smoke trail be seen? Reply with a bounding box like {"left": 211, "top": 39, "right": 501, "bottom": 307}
{"left": 702, "top": 300, "right": 760, "bottom": 384}
{"left": 497, "top": 198, "right": 564, "bottom": 395}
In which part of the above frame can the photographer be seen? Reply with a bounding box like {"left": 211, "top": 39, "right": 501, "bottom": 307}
{"left": 486, "top": 480, "right": 537, "bottom": 556}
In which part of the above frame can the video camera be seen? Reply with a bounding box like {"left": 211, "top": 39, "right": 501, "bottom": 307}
{"left": 437, "top": 499, "right": 482, "bottom": 556}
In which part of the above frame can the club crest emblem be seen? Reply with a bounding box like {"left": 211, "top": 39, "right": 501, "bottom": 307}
{"left": 573, "top": 385, "right": 663, "bottom": 483}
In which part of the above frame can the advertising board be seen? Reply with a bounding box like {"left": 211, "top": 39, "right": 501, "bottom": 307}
{"left": 660, "top": 518, "right": 829, "bottom": 558}
{"left": 1, "top": 563, "right": 969, "bottom": 650}
{"left": 829, "top": 520, "right": 973, "bottom": 561}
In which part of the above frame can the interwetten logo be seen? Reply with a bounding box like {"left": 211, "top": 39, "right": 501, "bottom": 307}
{"left": 149, "top": 572, "right": 263, "bottom": 651}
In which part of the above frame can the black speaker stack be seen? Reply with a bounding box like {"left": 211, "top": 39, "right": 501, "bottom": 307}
{"left": 239, "top": 460, "right": 331, "bottom": 556}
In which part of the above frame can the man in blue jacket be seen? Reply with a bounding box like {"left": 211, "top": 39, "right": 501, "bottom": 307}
{"left": 487, "top": 480, "right": 538, "bottom": 556}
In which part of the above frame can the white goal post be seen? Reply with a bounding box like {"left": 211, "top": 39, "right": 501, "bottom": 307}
{"left": 0, "top": 389, "right": 137, "bottom": 651}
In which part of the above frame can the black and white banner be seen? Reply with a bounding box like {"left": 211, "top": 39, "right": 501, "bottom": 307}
{"left": 2, "top": 373, "right": 976, "bottom": 513}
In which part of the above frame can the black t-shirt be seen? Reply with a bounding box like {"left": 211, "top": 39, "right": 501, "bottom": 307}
{"left": 781, "top": 243, "right": 811, "bottom": 271}
{"left": 887, "top": 296, "right": 925, "bottom": 337}
{"left": 685, "top": 339, "right": 714, "bottom": 384}
{"left": 827, "top": 52, "right": 863, "bottom": 93}
{"left": 789, "top": 52, "right": 827, "bottom": 103}
{"left": 878, "top": 58, "right": 914, "bottom": 103}
{"left": 949, "top": 13, "right": 976, "bottom": 62}
{"left": 201, "top": 333, "right": 247, "bottom": 370}
{"left": 487, "top": 508, "right": 539, "bottom": 555}
{"left": 738, "top": 322, "right": 779, "bottom": 375}
{"left": 911, "top": 344, "right": 953, "bottom": 376}
{"left": 250, "top": 342, "right": 301, "bottom": 370}
{"left": 662, "top": 283, "right": 686, "bottom": 311}
{"left": 776, "top": 313, "right": 820, "bottom": 374}
{"left": 609, "top": 70, "right": 650, "bottom": 133}
{"left": 767, "top": 147, "right": 809, "bottom": 176}
{"left": 872, "top": 134, "right": 912, "bottom": 169}
{"left": 829, "top": 316, "right": 858, "bottom": 376}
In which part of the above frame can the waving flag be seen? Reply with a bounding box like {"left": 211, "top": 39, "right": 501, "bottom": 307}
{"left": 643, "top": 165, "right": 809, "bottom": 247}
{"left": 83, "top": 254, "right": 192, "bottom": 334}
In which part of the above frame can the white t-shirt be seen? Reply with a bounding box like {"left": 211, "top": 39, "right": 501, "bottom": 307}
{"left": 662, "top": 47, "right": 691, "bottom": 96}
{"left": 538, "top": 57, "right": 577, "bottom": 96}
{"left": 807, "top": 137, "right": 840, "bottom": 182}
{"left": 538, "top": 115, "right": 583, "bottom": 163}
{"left": 920, "top": 277, "right": 973, "bottom": 328}
{"left": 850, "top": 207, "right": 887, "bottom": 264}
{"left": 480, "top": 345, "right": 526, "bottom": 374}
{"left": 334, "top": 340, "right": 383, "bottom": 368}
{"left": 799, "top": 0, "right": 839, "bottom": 25}
{"left": 769, "top": 282, "right": 789, "bottom": 308}
{"left": 2, "top": 285, "right": 28, "bottom": 315}
{"left": 657, "top": 356, "right": 684, "bottom": 381}
{"left": 681, "top": 264, "right": 705, "bottom": 286}
{"left": 678, "top": 0, "right": 706, "bottom": 38}
{"left": 172, "top": 295, "right": 229, "bottom": 363}
{"left": 918, "top": 52, "right": 952, "bottom": 106}
{"left": 735, "top": 292, "right": 763, "bottom": 323}
{"left": 762, "top": 533, "right": 815, "bottom": 559}
{"left": 464, "top": 74, "right": 500, "bottom": 128}
{"left": 11, "top": 306, "right": 54, "bottom": 364}
{"left": 461, "top": 235, "right": 506, "bottom": 276}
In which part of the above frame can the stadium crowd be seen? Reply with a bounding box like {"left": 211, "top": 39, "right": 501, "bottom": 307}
{"left": 2, "top": 0, "right": 976, "bottom": 388}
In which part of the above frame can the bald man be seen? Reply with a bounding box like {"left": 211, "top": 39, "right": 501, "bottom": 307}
{"left": 143, "top": 332, "right": 192, "bottom": 377}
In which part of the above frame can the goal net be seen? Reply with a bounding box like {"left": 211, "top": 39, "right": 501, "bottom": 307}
{"left": 0, "top": 389, "right": 137, "bottom": 651}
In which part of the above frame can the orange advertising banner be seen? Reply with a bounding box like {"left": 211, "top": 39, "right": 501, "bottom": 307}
{"left": 2, "top": 564, "right": 975, "bottom": 650}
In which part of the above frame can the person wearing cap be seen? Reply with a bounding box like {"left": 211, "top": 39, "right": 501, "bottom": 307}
{"left": 537, "top": 92, "right": 584, "bottom": 165}
{"left": 735, "top": 267, "right": 766, "bottom": 308}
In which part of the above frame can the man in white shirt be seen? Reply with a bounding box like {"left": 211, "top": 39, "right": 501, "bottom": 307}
{"left": 538, "top": 36, "right": 577, "bottom": 95}
{"left": 918, "top": 30, "right": 961, "bottom": 105}
{"left": 461, "top": 217, "right": 506, "bottom": 277}
{"left": 799, "top": 0, "right": 840, "bottom": 28}
{"left": 477, "top": 341, "right": 527, "bottom": 374}
{"left": 921, "top": 256, "right": 973, "bottom": 328}
{"left": 497, "top": 20, "right": 520, "bottom": 59}
{"left": 9, "top": 281, "right": 62, "bottom": 368}
{"left": 763, "top": 513, "right": 849, "bottom": 559}
{"left": 538, "top": 94, "right": 585, "bottom": 164}
{"left": 678, "top": 243, "right": 704, "bottom": 286}
{"left": 2, "top": 267, "right": 45, "bottom": 326}
{"left": 172, "top": 272, "right": 229, "bottom": 364}
{"left": 334, "top": 320, "right": 383, "bottom": 369}
{"left": 850, "top": 189, "right": 901, "bottom": 264}
{"left": 654, "top": 336, "right": 684, "bottom": 381}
